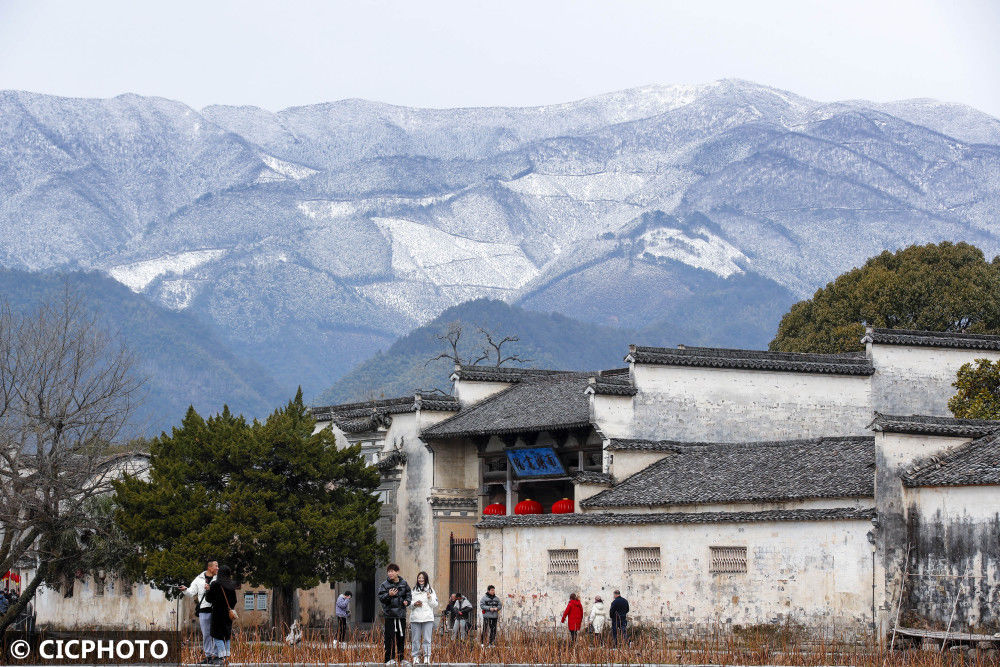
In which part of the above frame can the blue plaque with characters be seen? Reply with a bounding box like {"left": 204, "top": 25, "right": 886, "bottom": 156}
{"left": 506, "top": 447, "right": 566, "bottom": 477}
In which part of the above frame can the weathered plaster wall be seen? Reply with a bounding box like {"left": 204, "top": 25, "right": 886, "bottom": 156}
{"left": 873, "top": 432, "right": 972, "bottom": 631}
{"left": 455, "top": 380, "right": 512, "bottom": 406}
{"left": 477, "top": 519, "right": 874, "bottom": 632}
{"left": 607, "top": 450, "right": 671, "bottom": 481}
{"left": 33, "top": 577, "right": 178, "bottom": 630}
{"left": 591, "top": 394, "right": 634, "bottom": 439}
{"left": 904, "top": 486, "right": 1000, "bottom": 631}
{"left": 630, "top": 365, "right": 872, "bottom": 441}
{"left": 869, "top": 345, "right": 1000, "bottom": 417}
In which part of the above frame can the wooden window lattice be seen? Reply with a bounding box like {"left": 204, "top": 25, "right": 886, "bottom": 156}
{"left": 548, "top": 549, "right": 579, "bottom": 574}
{"left": 625, "top": 547, "right": 661, "bottom": 572}
{"left": 709, "top": 546, "right": 747, "bottom": 573}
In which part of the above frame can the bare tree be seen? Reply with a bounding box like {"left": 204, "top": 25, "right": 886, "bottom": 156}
{"left": 0, "top": 287, "right": 143, "bottom": 634}
{"left": 476, "top": 327, "right": 531, "bottom": 368}
{"left": 426, "top": 322, "right": 530, "bottom": 368}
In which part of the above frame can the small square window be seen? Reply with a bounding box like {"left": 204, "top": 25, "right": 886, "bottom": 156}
{"left": 625, "top": 547, "right": 661, "bottom": 572}
{"left": 709, "top": 546, "right": 747, "bottom": 573}
{"left": 244, "top": 592, "right": 255, "bottom": 611}
{"left": 547, "top": 549, "right": 579, "bottom": 574}
{"left": 256, "top": 592, "right": 267, "bottom": 611}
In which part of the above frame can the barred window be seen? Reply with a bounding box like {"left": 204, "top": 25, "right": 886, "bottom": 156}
{"left": 709, "top": 546, "right": 747, "bottom": 573}
{"left": 548, "top": 549, "right": 579, "bottom": 574}
{"left": 625, "top": 547, "right": 661, "bottom": 572}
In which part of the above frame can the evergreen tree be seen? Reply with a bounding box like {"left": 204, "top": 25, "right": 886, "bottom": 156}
{"left": 770, "top": 242, "right": 1000, "bottom": 353}
{"left": 114, "top": 391, "right": 385, "bottom": 630}
{"left": 948, "top": 359, "right": 1000, "bottom": 419}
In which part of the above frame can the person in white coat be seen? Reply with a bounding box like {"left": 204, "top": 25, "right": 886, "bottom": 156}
{"left": 588, "top": 595, "right": 608, "bottom": 640}
{"left": 178, "top": 560, "right": 218, "bottom": 664}
{"left": 409, "top": 571, "right": 438, "bottom": 664}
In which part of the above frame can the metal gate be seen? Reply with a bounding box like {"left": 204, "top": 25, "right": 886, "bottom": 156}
{"left": 449, "top": 533, "right": 477, "bottom": 614}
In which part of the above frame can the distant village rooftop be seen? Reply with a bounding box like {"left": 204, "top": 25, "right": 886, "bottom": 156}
{"left": 311, "top": 392, "right": 459, "bottom": 432}
{"left": 864, "top": 327, "right": 1000, "bottom": 350}
{"left": 903, "top": 430, "right": 1000, "bottom": 488}
{"left": 625, "top": 344, "right": 875, "bottom": 375}
{"left": 869, "top": 412, "right": 1000, "bottom": 438}
{"left": 478, "top": 507, "right": 875, "bottom": 529}
{"left": 583, "top": 436, "right": 874, "bottom": 508}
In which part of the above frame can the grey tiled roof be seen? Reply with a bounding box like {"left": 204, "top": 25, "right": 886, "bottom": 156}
{"left": 586, "top": 370, "right": 637, "bottom": 396}
{"left": 477, "top": 507, "right": 874, "bottom": 529}
{"left": 572, "top": 471, "right": 614, "bottom": 486}
{"left": 902, "top": 432, "right": 1000, "bottom": 487}
{"left": 869, "top": 413, "right": 1000, "bottom": 438}
{"left": 583, "top": 436, "right": 874, "bottom": 508}
{"left": 606, "top": 439, "right": 683, "bottom": 452}
{"left": 452, "top": 365, "right": 578, "bottom": 383}
{"left": 864, "top": 327, "right": 1000, "bottom": 351}
{"left": 625, "top": 345, "right": 874, "bottom": 376}
{"left": 422, "top": 372, "right": 594, "bottom": 439}
{"left": 311, "top": 393, "right": 459, "bottom": 432}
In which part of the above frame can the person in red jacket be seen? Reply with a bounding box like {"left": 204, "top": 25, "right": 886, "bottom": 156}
{"left": 560, "top": 593, "right": 584, "bottom": 644}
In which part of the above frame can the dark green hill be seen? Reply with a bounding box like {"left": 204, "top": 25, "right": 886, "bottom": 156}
{"left": 0, "top": 269, "right": 283, "bottom": 435}
{"left": 313, "top": 299, "right": 634, "bottom": 405}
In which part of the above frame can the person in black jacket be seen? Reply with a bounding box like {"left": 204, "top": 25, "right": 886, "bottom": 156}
{"left": 206, "top": 565, "right": 238, "bottom": 664}
{"left": 609, "top": 590, "right": 629, "bottom": 647}
{"left": 376, "top": 563, "right": 412, "bottom": 665}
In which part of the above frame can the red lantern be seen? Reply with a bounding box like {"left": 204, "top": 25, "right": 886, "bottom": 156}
{"left": 483, "top": 503, "right": 506, "bottom": 516}
{"left": 552, "top": 498, "right": 574, "bottom": 514}
{"left": 514, "top": 499, "right": 542, "bottom": 515}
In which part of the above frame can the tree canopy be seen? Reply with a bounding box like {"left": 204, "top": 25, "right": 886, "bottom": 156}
{"left": 770, "top": 242, "right": 1000, "bottom": 353}
{"left": 948, "top": 359, "right": 1000, "bottom": 419}
{"left": 113, "top": 390, "right": 385, "bottom": 629}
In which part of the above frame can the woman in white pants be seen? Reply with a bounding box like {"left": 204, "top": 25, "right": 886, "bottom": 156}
{"left": 409, "top": 571, "right": 438, "bottom": 664}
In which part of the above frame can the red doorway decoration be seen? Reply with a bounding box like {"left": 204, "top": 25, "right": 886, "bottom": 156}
{"left": 513, "top": 499, "right": 542, "bottom": 515}
{"left": 483, "top": 503, "right": 506, "bottom": 515}
{"left": 552, "top": 498, "right": 574, "bottom": 514}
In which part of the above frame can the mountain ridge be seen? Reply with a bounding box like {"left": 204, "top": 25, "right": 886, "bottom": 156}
{"left": 2, "top": 79, "right": 998, "bottom": 400}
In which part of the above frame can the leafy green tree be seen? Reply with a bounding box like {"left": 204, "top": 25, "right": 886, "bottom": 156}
{"left": 114, "top": 391, "right": 385, "bottom": 630}
{"left": 948, "top": 359, "right": 1000, "bottom": 419}
{"left": 770, "top": 242, "right": 1000, "bottom": 353}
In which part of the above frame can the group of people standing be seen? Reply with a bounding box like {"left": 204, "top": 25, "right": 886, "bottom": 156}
{"left": 180, "top": 560, "right": 239, "bottom": 665}
{"left": 365, "top": 563, "right": 629, "bottom": 665}
{"left": 560, "top": 591, "right": 630, "bottom": 645}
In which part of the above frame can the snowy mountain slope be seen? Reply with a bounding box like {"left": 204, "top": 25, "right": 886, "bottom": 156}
{"left": 2, "top": 80, "right": 999, "bottom": 397}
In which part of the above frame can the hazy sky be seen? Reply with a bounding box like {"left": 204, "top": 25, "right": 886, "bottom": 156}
{"left": 1, "top": 0, "right": 998, "bottom": 115}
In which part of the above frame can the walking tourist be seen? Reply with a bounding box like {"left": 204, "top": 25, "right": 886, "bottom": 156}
{"left": 377, "top": 563, "right": 412, "bottom": 665}
{"left": 609, "top": 590, "right": 629, "bottom": 647}
{"left": 179, "top": 559, "right": 218, "bottom": 664}
{"left": 561, "top": 593, "right": 584, "bottom": 644}
{"left": 479, "top": 585, "right": 502, "bottom": 647}
{"left": 409, "top": 571, "right": 438, "bottom": 664}
{"left": 206, "top": 565, "right": 238, "bottom": 665}
{"left": 441, "top": 593, "right": 457, "bottom": 635}
{"left": 450, "top": 592, "right": 473, "bottom": 639}
{"left": 588, "top": 595, "right": 608, "bottom": 639}
{"left": 335, "top": 590, "right": 352, "bottom": 646}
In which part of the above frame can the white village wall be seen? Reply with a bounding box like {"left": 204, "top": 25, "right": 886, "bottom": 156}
{"left": 903, "top": 485, "right": 1000, "bottom": 630}
{"left": 869, "top": 344, "right": 1000, "bottom": 416}
{"left": 454, "top": 380, "right": 512, "bottom": 406}
{"left": 591, "top": 394, "right": 634, "bottom": 439}
{"left": 477, "top": 519, "right": 874, "bottom": 632}
{"left": 606, "top": 450, "right": 670, "bottom": 481}
{"left": 32, "top": 577, "right": 177, "bottom": 630}
{"left": 629, "top": 365, "right": 872, "bottom": 441}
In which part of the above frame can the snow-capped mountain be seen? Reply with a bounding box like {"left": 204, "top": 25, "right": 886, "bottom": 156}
{"left": 2, "top": 80, "right": 999, "bottom": 396}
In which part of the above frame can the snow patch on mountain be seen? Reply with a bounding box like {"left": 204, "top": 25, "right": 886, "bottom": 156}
{"left": 638, "top": 226, "right": 747, "bottom": 278}
{"left": 108, "top": 249, "right": 227, "bottom": 292}
{"left": 503, "top": 171, "right": 649, "bottom": 201}
{"left": 373, "top": 217, "right": 539, "bottom": 289}
{"left": 297, "top": 193, "right": 455, "bottom": 220}
{"left": 259, "top": 154, "right": 317, "bottom": 180}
